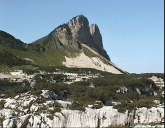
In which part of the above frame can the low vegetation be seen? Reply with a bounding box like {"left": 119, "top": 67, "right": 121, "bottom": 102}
{"left": 0, "top": 79, "right": 30, "bottom": 97}
{"left": 69, "top": 101, "right": 85, "bottom": 111}
{"left": 0, "top": 100, "right": 5, "bottom": 109}
{"left": 0, "top": 50, "right": 31, "bottom": 67}
{"left": 0, "top": 66, "right": 163, "bottom": 112}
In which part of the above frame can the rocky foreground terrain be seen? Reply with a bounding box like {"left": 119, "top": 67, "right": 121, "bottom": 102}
{"left": 0, "top": 69, "right": 164, "bottom": 128}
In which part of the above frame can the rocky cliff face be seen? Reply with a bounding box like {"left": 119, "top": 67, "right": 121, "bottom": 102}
{"left": 0, "top": 92, "right": 164, "bottom": 128}
{"left": 49, "top": 24, "right": 79, "bottom": 50}
{"left": 90, "top": 24, "right": 110, "bottom": 60}
{"left": 68, "top": 15, "right": 92, "bottom": 45}
{"left": 90, "top": 24, "right": 103, "bottom": 48}
{"left": 31, "top": 15, "right": 110, "bottom": 60}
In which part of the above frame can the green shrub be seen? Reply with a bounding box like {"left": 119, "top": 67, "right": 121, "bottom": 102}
{"left": 0, "top": 100, "right": 5, "bottom": 109}
{"left": 48, "top": 107, "right": 61, "bottom": 114}
{"left": 69, "top": 101, "right": 85, "bottom": 111}
{"left": 0, "top": 80, "right": 30, "bottom": 97}
{"left": 31, "top": 90, "right": 42, "bottom": 96}
{"left": 35, "top": 97, "right": 46, "bottom": 104}
{"left": 46, "top": 114, "right": 54, "bottom": 120}
{"left": 92, "top": 101, "right": 103, "bottom": 109}
{"left": 0, "top": 50, "right": 31, "bottom": 67}
{"left": 114, "top": 97, "right": 156, "bottom": 113}
{"left": 0, "top": 116, "right": 5, "bottom": 126}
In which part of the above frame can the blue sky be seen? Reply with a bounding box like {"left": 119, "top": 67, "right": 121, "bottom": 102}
{"left": 0, "top": 0, "right": 164, "bottom": 73}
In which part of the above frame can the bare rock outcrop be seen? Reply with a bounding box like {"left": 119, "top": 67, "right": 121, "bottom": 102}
{"left": 31, "top": 15, "right": 110, "bottom": 60}
{"left": 67, "top": 15, "right": 110, "bottom": 60}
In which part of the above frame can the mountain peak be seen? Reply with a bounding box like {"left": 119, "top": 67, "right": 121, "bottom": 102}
{"left": 68, "top": 15, "right": 89, "bottom": 27}
{"left": 32, "top": 15, "right": 110, "bottom": 60}
{"left": 67, "top": 15, "right": 92, "bottom": 46}
{"left": 90, "top": 24, "right": 103, "bottom": 52}
{"left": 67, "top": 15, "right": 110, "bottom": 60}
{"left": 0, "top": 15, "right": 124, "bottom": 73}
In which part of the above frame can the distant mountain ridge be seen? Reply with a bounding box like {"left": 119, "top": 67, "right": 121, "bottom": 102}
{"left": 0, "top": 15, "right": 125, "bottom": 74}
{"left": 0, "top": 30, "right": 27, "bottom": 49}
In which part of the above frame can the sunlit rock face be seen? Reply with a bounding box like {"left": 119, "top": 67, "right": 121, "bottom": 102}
{"left": 0, "top": 72, "right": 164, "bottom": 127}
{"left": 68, "top": 15, "right": 92, "bottom": 45}
{"left": 50, "top": 24, "right": 73, "bottom": 47}
{"left": 0, "top": 92, "right": 164, "bottom": 128}
{"left": 32, "top": 15, "right": 110, "bottom": 60}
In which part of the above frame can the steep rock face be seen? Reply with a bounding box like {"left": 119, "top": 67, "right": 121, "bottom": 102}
{"left": 90, "top": 24, "right": 103, "bottom": 48}
{"left": 90, "top": 24, "right": 110, "bottom": 60}
{"left": 31, "top": 15, "right": 110, "bottom": 60}
{"left": 31, "top": 25, "right": 76, "bottom": 51}
{"left": 68, "top": 15, "right": 92, "bottom": 45}
{"left": 51, "top": 24, "right": 72, "bottom": 46}
{"left": 67, "top": 15, "right": 110, "bottom": 60}
{"left": 50, "top": 24, "right": 80, "bottom": 49}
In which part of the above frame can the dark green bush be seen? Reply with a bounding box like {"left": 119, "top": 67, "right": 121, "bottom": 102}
{"left": 0, "top": 50, "right": 31, "bottom": 67}
{"left": 69, "top": 101, "right": 85, "bottom": 111}
{"left": 0, "top": 100, "right": 5, "bottom": 109}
